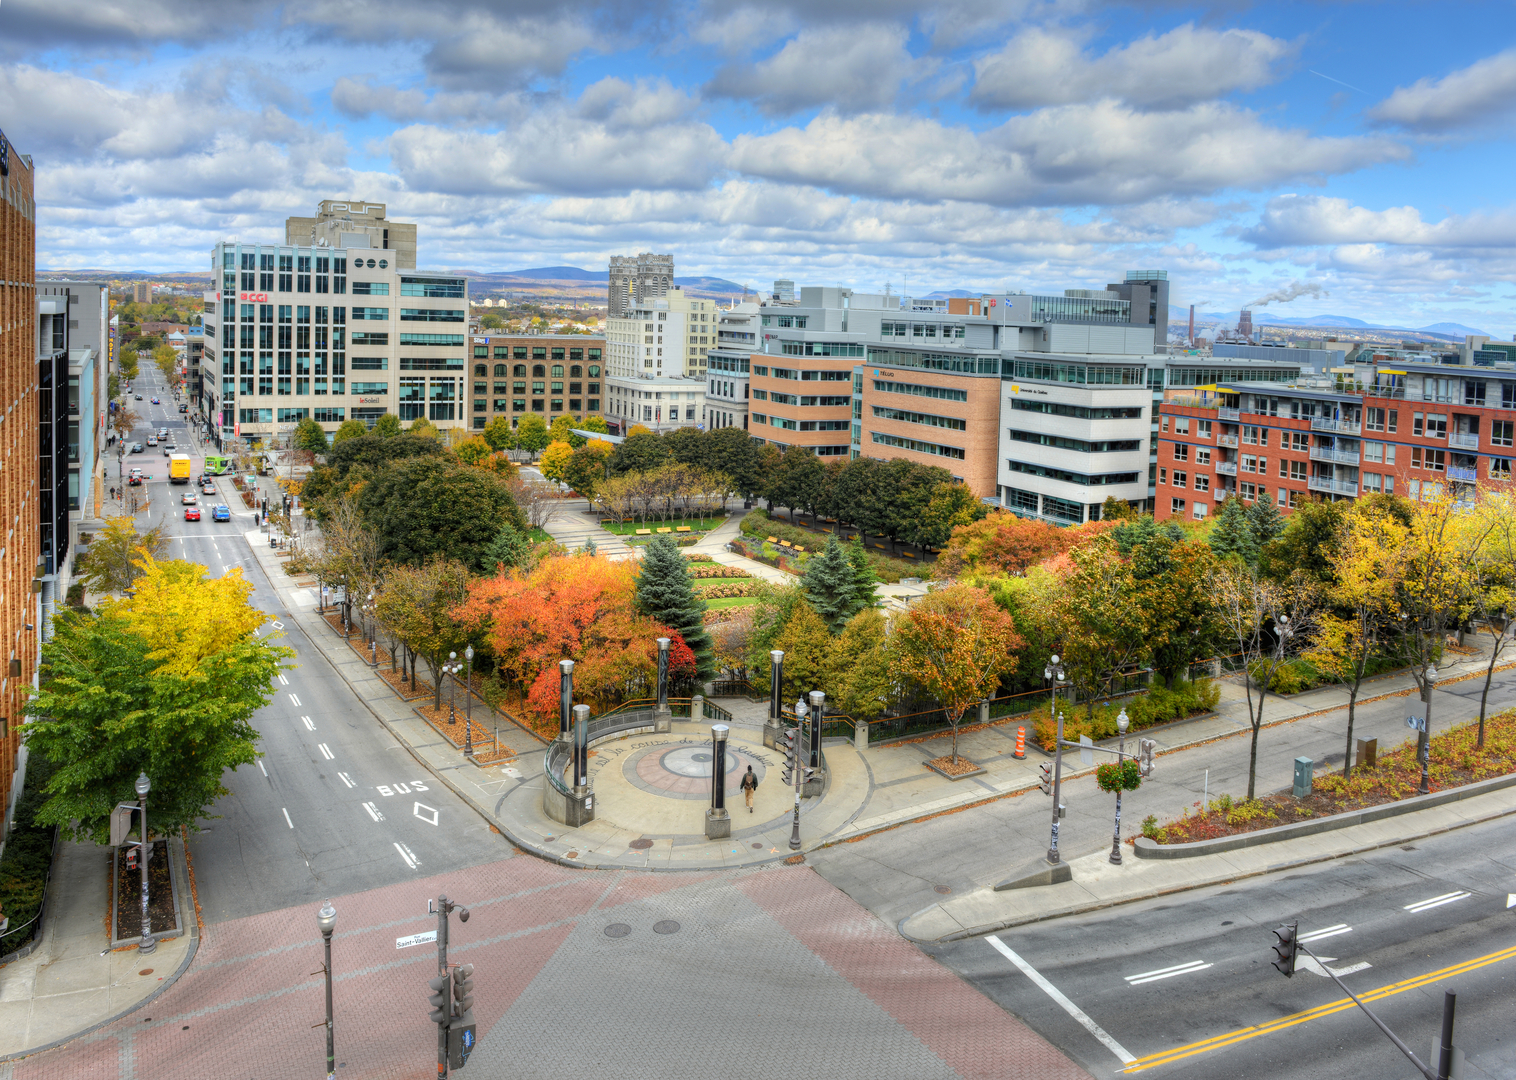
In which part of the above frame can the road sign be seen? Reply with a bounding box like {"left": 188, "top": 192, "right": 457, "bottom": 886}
{"left": 396, "top": 930, "right": 438, "bottom": 950}
{"left": 1407, "top": 715, "right": 1427, "bottom": 732}
{"left": 109, "top": 804, "right": 139, "bottom": 847}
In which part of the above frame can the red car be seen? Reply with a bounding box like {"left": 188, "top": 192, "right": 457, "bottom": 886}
{"left": 184, "top": 506, "right": 201, "bottom": 521}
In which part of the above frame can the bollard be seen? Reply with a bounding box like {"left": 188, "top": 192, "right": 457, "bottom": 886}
{"left": 1014, "top": 726, "right": 1026, "bottom": 759}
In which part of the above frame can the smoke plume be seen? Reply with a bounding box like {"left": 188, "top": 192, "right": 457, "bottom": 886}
{"left": 1247, "top": 280, "right": 1329, "bottom": 308}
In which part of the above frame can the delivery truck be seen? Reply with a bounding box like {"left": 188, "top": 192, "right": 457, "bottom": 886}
{"left": 169, "top": 453, "right": 193, "bottom": 484}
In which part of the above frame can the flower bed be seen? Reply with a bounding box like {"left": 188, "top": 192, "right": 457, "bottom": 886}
{"left": 695, "top": 580, "right": 762, "bottom": 599}
{"left": 1141, "top": 708, "right": 1516, "bottom": 844}
{"left": 688, "top": 565, "right": 751, "bottom": 580}
{"left": 1032, "top": 679, "right": 1219, "bottom": 751}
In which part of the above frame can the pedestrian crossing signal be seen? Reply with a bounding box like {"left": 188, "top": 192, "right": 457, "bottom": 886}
{"left": 1038, "top": 762, "right": 1052, "bottom": 795}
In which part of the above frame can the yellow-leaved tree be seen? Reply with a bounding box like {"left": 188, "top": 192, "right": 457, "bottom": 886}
{"left": 538, "top": 440, "right": 575, "bottom": 485}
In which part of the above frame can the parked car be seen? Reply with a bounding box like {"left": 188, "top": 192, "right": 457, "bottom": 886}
{"left": 181, "top": 493, "right": 197, "bottom": 505}
{"left": 211, "top": 504, "right": 231, "bottom": 522}
{"left": 129, "top": 442, "right": 144, "bottom": 454}
{"left": 185, "top": 506, "right": 201, "bottom": 522}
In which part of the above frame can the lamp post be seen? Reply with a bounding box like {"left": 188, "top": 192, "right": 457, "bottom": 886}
{"left": 365, "top": 590, "right": 377, "bottom": 667}
{"left": 443, "top": 651, "right": 463, "bottom": 734}
{"left": 1045, "top": 654, "right": 1066, "bottom": 865}
{"left": 462, "top": 646, "right": 475, "bottom": 758}
{"left": 1419, "top": 665, "right": 1438, "bottom": 796}
{"left": 1109, "top": 709, "right": 1129, "bottom": 865}
{"left": 316, "top": 898, "right": 337, "bottom": 1080}
{"left": 135, "top": 771, "right": 155, "bottom": 954}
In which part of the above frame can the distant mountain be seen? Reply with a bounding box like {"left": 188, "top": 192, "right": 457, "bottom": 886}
{"left": 499, "top": 265, "right": 602, "bottom": 281}
{"left": 923, "top": 289, "right": 979, "bottom": 299}
{"left": 675, "top": 275, "right": 746, "bottom": 294}
{"left": 1419, "top": 321, "right": 1493, "bottom": 337}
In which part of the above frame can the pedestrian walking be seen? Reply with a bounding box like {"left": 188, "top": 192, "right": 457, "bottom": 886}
{"left": 740, "top": 765, "right": 758, "bottom": 812}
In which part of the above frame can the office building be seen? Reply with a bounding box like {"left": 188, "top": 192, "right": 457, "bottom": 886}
{"left": 1104, "top": 270, "right": 1171, "bottom": 351}
{"left": 605, "top": 289, "right": 718, "bottom": 382}
{"left": 607, "top": 253, "right": 674, "bottom": 319}
{"left": 284, "top": 200, "right": 417, "bottom": 270}
{"left": 468, "top": 334, "right": 604, "bottom": 427}
{"left": 773, "top": 279, "right": 795, "bottom": 304}
{"left": 206, "top": 205, "right": 469, "bottom": 444}
{"left": 0, "top": 129, "right": 41, "bottom": 847}
{"left": 605, "top": 372, "right": 705, "bottom": 433}
{"left": 705, "top": 302, "right": 760, "bottom": 431}
{"left": 36, "top": 281, "right": 108, "bottom": 532}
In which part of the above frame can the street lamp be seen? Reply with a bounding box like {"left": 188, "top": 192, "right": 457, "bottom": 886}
{"left": 1419, "top": 664, "right": 1438, "bottom": 796}
{"left": 135, "top": 771, "right": 155, "bottom": 954}
{"left": 443, "top": 651, "right": 463, "bottom": 734}
{"left": 316, "top": 898, "right": 337, "bottom": 1080}
{"left": 1109, "top": 709, "right": 1130, "bottom": 865}
{"left": 463, "top": 646, "right": 475, "bottom": 758}
{"left": 1044, "top": 654, "right": 1067, "bottom": 865}
{"left": 365, "top": 590, "right": 377, "bottom": 667}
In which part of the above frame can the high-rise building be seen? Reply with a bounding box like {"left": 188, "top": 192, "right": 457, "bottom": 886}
{"left": 773, "top": 279, "right": 795, "bottom": 304}
{"left": 607, "top": 253, "right": 674, "bottom": 319}
{"left": 1105, "top": 270, "right": 1171, "bottom": 352}
{"left": 468, "top": 333, "right": 604, "bottom": 427}
{"left": 0, "top": 129, "right": 42, "bottom": 845}
{"left": 1238, "top": 309, "right": 1254, "bottom": 340}
{"left": 705, "top": 302, "right": 761, "bottom": 431}
{"left": 284, "top": 200, "right": 417, "bottom": 270}
{"left": 36, "top": 281, "right": 108, "bottom": 546}
{"left": 132, "top": 281, "right": 153, "bottom": 303}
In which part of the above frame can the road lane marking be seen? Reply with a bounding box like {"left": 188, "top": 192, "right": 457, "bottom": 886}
{"left": 282, "top": 808, "right": 294, "bottom": 828}
{"left": 318, "top": 743, "right": 335, "bottom": 760}
{"left": 1405, "top": 891, "right": 1471, "bottom": 913}
{"left": 362, "top": 802, "right": 384, "bottom": 822}
{"left": 289, "top": 693, "right": 301, "bottom": 706}
{"left": 1296, "top": 953, "right": 1372, "bottom": 979}
{"left": 1508, "top": 894, "right": 1516, "bottom": 909}
{"left": 278, "top": 674, "right": 289, "bottom": 685}
{"left": 337, "top": 772, "right": 355, "bottom": 788}
{"left": 1121, "top": 943, "right": 1516, "bottom": 1072}
{"left": 1123, "top": 960, "right": 1212, "bottom": 986}
{"left": 985, "top": 935, "right": 1135, "bottom": 1066}
{"left": 414, "top": 802, "right": 439, "bottom": 826}
{"left": 394, "top": 842, "right": 420, "bottom": 869}
{"left": 302, "top": 716, "right": 315, "bottom": 731}
{"left": 258, "top": 759, "right": 267, "bottom": 776}
{"left": 1299, "top": 924, "right": 1352, "bottom": 944}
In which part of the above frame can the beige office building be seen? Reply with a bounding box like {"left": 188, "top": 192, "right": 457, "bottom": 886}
{"left": 285, "top": 200, "right": 418, "bottom": 271}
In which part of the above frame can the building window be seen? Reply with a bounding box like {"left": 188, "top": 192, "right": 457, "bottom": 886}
{"left": 1172, "top": 443, "right": 1189, "bottom": 461}
{"left": 1171, "top": 498, "right": 1186, "bottom": 516}
{"left": 1172, "top": 471, "right": 1186, "bottom": 488}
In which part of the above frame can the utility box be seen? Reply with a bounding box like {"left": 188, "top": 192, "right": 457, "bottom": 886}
{"left": 1355, "top": 738, "right": 1378, "bottom": 770}
{"left": 1292, "top": 756, "right": 1314, "bottom": 798}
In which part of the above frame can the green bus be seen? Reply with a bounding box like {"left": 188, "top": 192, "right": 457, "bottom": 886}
{"left": 204, "top": 455, "right": 231, "bottom": 475}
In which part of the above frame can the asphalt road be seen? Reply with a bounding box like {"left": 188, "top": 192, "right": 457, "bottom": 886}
{"left": 114, "top": 371, "right": 508, "bottom": 924}
{"left": 809, "top": 666, "right": 1516, "bottom": 929}
{"left": 925, "top": 812, "right": 1516, "bottom": 1079}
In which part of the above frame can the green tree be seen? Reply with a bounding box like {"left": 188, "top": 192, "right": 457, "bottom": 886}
{"left": 771, "top": 602, "right": 833, "bottom": 703}
{"left": 1132, "top": 534, "right": 1219, "bottom": 688}
{"left": 516, "top": 414, "right": 550, "bottom": 453}
{"left": 482, "top": 416, "right": 516, "bottom": 451}
{"left": 1101, "top": 496, "right": 1139, "bottom": 522}
{"left": 1246, "top": 496, "right": 1286, "bottom": 552}
{"left": 375, "top": 557, "right": 473, "bottom": 710}
{"left": 907, "top": 481, "right": 988, "bottom": 551}
{"left": 826, "top": 608, "right": 895, "bottom": 720}
{"left": 332, "top": 419, "right": 368, "bottom": 444}
{"left": 847, "top": 537, "right": 879, "bottom": 611}
{"left": 635, "top": 537, "right": 714, "bottom": 679}
{"left": 564, "top": 439, "right": 615, "bottom": 502}
{"left": 768, "top": 447, "right": 824, "bottom": 523}
{"left": 120, "top": 350, "right": 140, "bottom": 380}
{"left": 706, "top": 426, "right": 761, "bottom": 495}
{"left": 801, "top": 536, "right": 863, "bottom": 632}
{"left": 608, "top": 431, "right": 671, "bottom": 475}
{"left": 1052, "top": 538, "right": 1148, "bottom": 719}
{"left": 539, "top": 441, "right": 574, "bottom": 484}
{"left": 357, "top": 456, "right": 527, "bottom": 572}
{"left": 548, "top": 414, "right": 585, "bottom": 448}
{"left": 482, "top": 523, "right": 533, "bottom": 574}
{"left": 293, "top": 417, "right": 329, "bottom": 456}
{"left": 24, "top": 560, "right": 292, "bottom": 842}
{"left": 580, "top": 415, "right": 611, "bottom": 438}
{"left": 372, "top": 413, "right": 403, "bottom": 438}
{"left": 74, "top": 517, "right": 169, "bottom": 594}
{"left": 408, "top": 416, "right": 440, "bottom": 440}
{"left": 1207, "top": 496, "right": 1258, "bottom": 566}
{"left": 1259, "top": 499, "right": 1348, "bottom": 584}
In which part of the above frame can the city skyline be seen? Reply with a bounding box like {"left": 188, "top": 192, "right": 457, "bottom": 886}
{"left": 3, "top": 1, "right": 1516, "bottom": 334}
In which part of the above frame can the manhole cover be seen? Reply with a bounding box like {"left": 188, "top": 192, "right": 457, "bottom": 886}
{"left": 565, "top": 851, "right": 579, "bottom": 859}
{"left": 752, "top": 843, "right": 763, "bottom": 849}
{"left": 652, "top": 920, "right": 680, "bottom": 935}
{"left": 785, "top": 854, "right": 805, "bottom": 865}
{"left": 604, "top": 924, "right": 632, "bottom": 938}
{"left": 138, "top": 969, "right": 154, "bottom": 976}
{"left": 629, "top": 838, "right": 653, "bottom": 850}
{"left": 935, "top": 885, "right": 952, "bottom": 895}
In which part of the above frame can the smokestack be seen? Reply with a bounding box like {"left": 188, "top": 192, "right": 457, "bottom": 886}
{"left": 1188, "top": 305, "right": 1195, "bottom": 346}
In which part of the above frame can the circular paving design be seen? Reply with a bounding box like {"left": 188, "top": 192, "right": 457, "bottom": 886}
{"left": 624, "top": 742, "right": 766, "bottom": 801}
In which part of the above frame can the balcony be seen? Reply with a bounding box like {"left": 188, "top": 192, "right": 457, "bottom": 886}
{"left": 1213, "top": 486, "right": 1232, "bottom": 502}
{"left": 1368, "top": 384, "right": 1407, "bottom": 399}
{"left": 1215, "top": 461, "right": 1238, "bottom": 475}
{"left": 1450, "top": 432, "right": 1480, "bottom": 450}
{"left": 1448, "top": 466, "right": 1479, "bottom": 482}
{"left": 1311, "top": 417, "right": 1362, "bottom": 435}
{"left": 1310, "top": 446, "right": 1361, "bottom": 465}
{"left": 1218, "top": 407, "right": 1240, "bottom": 421}
{"left": 1308, "top": 475, "right": 1359, "bottom": 497}
{"left": 1217, "top": 434, "right": 1239, "bottom": 448}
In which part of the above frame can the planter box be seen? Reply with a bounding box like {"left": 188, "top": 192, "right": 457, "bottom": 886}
{"left": 924, "top": 759, "right": 987, "bottom": 782}
{"left": 110, "top": 838, "right": 184, "bottom": 948}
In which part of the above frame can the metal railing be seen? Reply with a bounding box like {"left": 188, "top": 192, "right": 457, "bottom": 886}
{"left": 1218, "top": 407, "right": 1240, "bottom": 421}
{"left": 1448, "top": 466, "right": 1479, "bottom": 482}
{"left": 1307, "top": 475, "right": 1359, "bottom": 497}
{"left": 1367, "top": 385, "right": 1407, "bottom": 399}
{"left": 1217, "top": 434, "right": 1239, "bottom": 448}
{"left": 1310, "top": 446, "right": 1361, "bottom": 465}
{"left": 1215, "top": 461, "right": 1237, "bottom": 475}
{"left": 1450, "top": 432, "right": 1479, "bottom": 449}
{"left": 1311, "top": 417, "right": 1362, "bottom": 435}
{"left": 1213, "top": 486, "right": 1230, "bottom": 501}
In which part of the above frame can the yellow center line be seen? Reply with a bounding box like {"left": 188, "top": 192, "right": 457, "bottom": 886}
{"left": 1122, "top": 943, "right": 1516, "bottom": 1072}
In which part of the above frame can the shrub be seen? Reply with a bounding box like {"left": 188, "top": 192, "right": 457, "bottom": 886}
{"left": 696, "top": 581, "right": 762, "bottom": 599}
{"left": 1030, "top": 679, "right": 1218, "bottom": 751}
{"left": 1140, "top": 814, "right": 1159, "bottom": 840}
{"left": 0, "top": 754, "right": 58, "bottom": 955}
{"left": 65, "top": 582, "right": 86, "bottom": 608}
{"left": 684, "top": 553, "right": 715, "bottom": 564}
{"left": 1248, "top": 658, "right": 1319, "bottom": 695}
{"left": 688, "top": 565, "right": 752, "bottom": 580}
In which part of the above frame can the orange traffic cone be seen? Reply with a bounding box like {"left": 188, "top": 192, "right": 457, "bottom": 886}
{"left": 1014, "top": 726, "right": 1026, "bottom": 759}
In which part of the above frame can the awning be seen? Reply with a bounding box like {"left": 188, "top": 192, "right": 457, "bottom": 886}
{"left": 1377, "top": 369, "right": 1407, "bottom": 375}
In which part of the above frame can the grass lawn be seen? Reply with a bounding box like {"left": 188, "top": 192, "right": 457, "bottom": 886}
{"left": 705, "top": 595, "right": 759, "bottom": 610}
{"left": 601, "top": 516, "right": 727, "bottom": 535}
{"left": 528, "top": 527, "right": 553, "bottom": 544}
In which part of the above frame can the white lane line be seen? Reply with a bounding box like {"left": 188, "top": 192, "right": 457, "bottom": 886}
{"left": 318, "top": 743, "right": 335, "bottom": 760}
{"left": 986, "top": 935, "right": 1135, "bottom": 1066}
{"left": 362, "top": 801, "right": 384, "bottom": 822}
{"left": 337, "top": 772, "right": 355, "bottom": 788}
{"left": 258, "top": 759, "right": 268, "bottom": 777}
{"left": 1405, "top": 891, "right": 1471, "bottom": 913}
{"left": 302, "top": 716, "right": 315, "bottom": 731}
{"left": 1123, "top": 960, "right": 1213, "bottom": 986}
{"left": 1300, "top": 924, "right": 1352, "bottom": 944}
{"left": 278, "top": 674, "right": 289, "bottom": 685}
{"left": 289, "top": 693, "right": 301, "bottom": 706}
{"left": 282, "top": 807, "right": 294, "bottom": 829}
{"left": 394, "top": 842, "right": 419, "bottom": 870}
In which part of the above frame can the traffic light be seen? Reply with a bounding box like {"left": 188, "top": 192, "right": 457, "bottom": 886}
{"left": 1271, "top": 923, "right": 1298, "bottom": 978}
{"left": 1039, "top": 762, "right": 1052, "bottom": 795}
{"left": 448, "top": 964, "right": 477, "bottom": 1070}
{"left": 1139, "top": 739, "right": 1157, "bottom": 778}
{"left": 427, "top": 974, "right": 450, "bottom": 1024}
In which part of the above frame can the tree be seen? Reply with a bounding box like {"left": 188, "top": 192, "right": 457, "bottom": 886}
{"left": 580, "top": 415, "right": 611, "bottom": 439}
{"left": 357, "top": 457, "right": 528, "bottom": 572}
{"left": 539, "top": 441, "right": 575, "bottom": 484}
{"left": 1101, "top": 496, "right": 1139, "bottom": 522}
{"left": 771, "top": 602, "right": 834, "bottom": 704}
{"left": 311, "top": 494, "right": 381, "bottom": 630}
{"left": 74, "top": 517, "right": 169, "bottom": 594}
{"left": 119, "top": 350, "right": 140, "bottom": 381}
{"left": 1050, "top": 538, "right": 1148, "bottom": 719}
{"left": 1470, "top": 493, "right": 1516, "bottom": 747}
{"left": 894, "top": 583, "right": 1024, "bottom": 764}
{"left": 827, "top": 607, "right": 894, "bottom": 720}
{"left": 1305, "top": 507, "right": 1407, "bottom": 777}
{"left": 1246, "top": 496, "right": 1286, "bottom": 552}
{"left": 111, "top": 406, "right": 141, "bottom": 441}
{"left": 564, "top": 439, "right": 615, "bottom": 502}
{"left": 375, "top": 558, "right": 472, "bottom": 710}
{"left": 24, "top": 559, "right": 292, "bottom": 843}
{"left": 452, "top": 435, "right": 495, "bottom": 469}
{"left": 1207, "top": 496, "right": 1258, "bottom": 566}
{"left": 1132, "top": 533, "right": 1218, "bottom": 688}
{"left": 332, "top": 419, "right": 368, "bottom": 444}
{"left": 846, "top": 537, "right": 879, "bottom": 612}
{"left": 516, "top": 414, "right": 550, "bottom": 453}
{"left": 907, "top": 482, "right": 989, "bottom": 551}
{"left": 768, "top": 447, "right": 824, "bottom": 523}
{"left": 482, "top": 416, "right": 516, "bottom": 451}
{"left": 504, "top": 472, "right": 562, "bottom": 532}
{"left": 704, "top": 428, "right": 759, "bottom": 498}
{"left": 408, "top": 416, "right": 440, "bottom": 441}
{"left": 372, "top": 413, "right": 402, "bottom": 438}
{"left": 293, "top": 417, "right": 329, "bottom": 456}
{"left": 635, "top": 537, "right": 714, "bottom": 679}
{"left": 548, "top": 414, "right": 585, "bottom": 448}
{"left": 302, "top": 431, "right": 449, "bottom": 508}
{"left": 801, "top": 536, "right": 863, "bottom": 632}
{"left": 482, "top": 523, "right": 533, "bottom": 574}
{"left": 608, "top": 431, "right": 671, "bottom": 476}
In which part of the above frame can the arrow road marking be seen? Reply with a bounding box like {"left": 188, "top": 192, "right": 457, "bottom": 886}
{"left": 394, "top": 841, "right": 420, "bottom": 869}
{"left": 1507, "top": 894, "right": 1515, "bottom": 909}
{"left": 414, "top": 802, "right": 439, "bottom": 826}
{"left": 302, "top": 716, "right": 315, "bottom": 731}
{"left": 337, "top": 772, "right": 354, "bottom": 788}
{"left": 318, "top": 743, "right": 334, "bottom": 760}
{"left": 1405, "top": 891, "right": 1471, "bottom": 913}
{"left": 1124, "top": 960, "right": 1213, "bottom": 986}
{"left": 1300, "top": 924, "right": 1352, "bottom": 944}
{"left": 1296, "top": 954, "right": 1372, "bottom": 979}
{"left": 362, "top": 802, "right": 384, "bottom": 822}
{"left": 985, "top": 936, "right": 1135, "bottom": 1066}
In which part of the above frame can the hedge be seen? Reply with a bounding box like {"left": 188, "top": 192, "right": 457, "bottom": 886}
{"left": 0, "top": 754, "right": 58, "bottom": 956}
{"left": 1032, "top": 679, "right": 1220, "bottom": 751}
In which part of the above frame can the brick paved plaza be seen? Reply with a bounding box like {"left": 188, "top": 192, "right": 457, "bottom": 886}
{"left": 12, "top": 858, "right": 1088, "bottom": 1080}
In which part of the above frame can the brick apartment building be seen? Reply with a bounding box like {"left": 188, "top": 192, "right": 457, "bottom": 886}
{"left": 0, "top": 131, "right": 41, "bottom": 841}
{"left": 468, "top": 333, "right": 604, "bottom": 427}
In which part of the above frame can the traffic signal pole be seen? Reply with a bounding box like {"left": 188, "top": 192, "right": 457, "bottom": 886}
{"left": 436, "top": 895, "right": 450, "bottom": 1080}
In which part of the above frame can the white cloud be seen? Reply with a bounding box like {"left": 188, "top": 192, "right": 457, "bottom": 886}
{"left": 970, "top": 24, "right": 1293, "bottom": 111}
{"left": 1241, "top": 194, "right": 1516, "bottom": 249}
{"left": 576, "top": 78, "right": 700, "bottom": 128}
{"left": 1367, "top": 47, "right": 1516, "bottom": 132}
{"left": 705, "top": 24, "right": 918, "bottom": 115}
{"left": 329, "top": 78, "right": 517, "bottom": 124}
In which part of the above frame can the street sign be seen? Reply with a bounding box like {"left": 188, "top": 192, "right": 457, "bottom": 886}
{"left": 1406, "top": 715, "right": 1427, "bottom": 732}
{"left": 109, "top": 804, "right": 139, "bottom": 847}
{"left": 396, "top": 930, "right": 438, "bottom": 950}
{"left": 1079, "top": 734, "right": 1094, "bottom": 767}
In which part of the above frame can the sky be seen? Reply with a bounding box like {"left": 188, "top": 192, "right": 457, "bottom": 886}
{"left": 4, "top": 0, "right": 1516, "bottom": 334}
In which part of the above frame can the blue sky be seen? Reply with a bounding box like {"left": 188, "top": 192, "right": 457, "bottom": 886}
{"left": 4, "top": 0, "right": 1516, "bottom": 334}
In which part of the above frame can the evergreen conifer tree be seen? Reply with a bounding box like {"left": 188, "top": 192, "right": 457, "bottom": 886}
{"left": 482, "top": 523, "right": 531, "bottom": 573}
{"left": 847, "top": 537, "right": 879, "bottom": 611}
{"left": 1207, "top": 496, "right": 1258, "bottom": 566}
{"left": 1246, "top": 495, "right": 1286, "bottom": 551}
{"left": 801, "top": 536, "right": 860, "bottom": 632}
{"left": 635, "top": 537, "right": 715, "bottom": 678}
